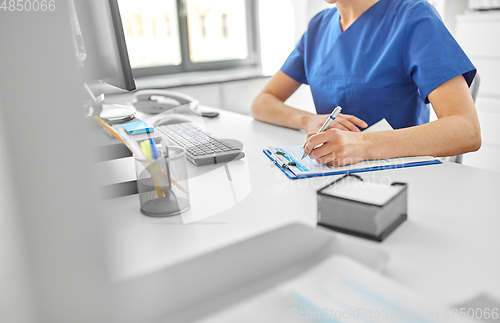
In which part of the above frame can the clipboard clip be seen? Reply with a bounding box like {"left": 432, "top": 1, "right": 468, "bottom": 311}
{"left": 270, "top": 151, "right": 296, "bottom": 169}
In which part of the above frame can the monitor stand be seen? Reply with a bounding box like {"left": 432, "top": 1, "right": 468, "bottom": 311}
{"left": 99, "top": 103, "right": 135, "bottom": 124}
{"left": 84, "top": 83, "right": 135, "bottom": 124}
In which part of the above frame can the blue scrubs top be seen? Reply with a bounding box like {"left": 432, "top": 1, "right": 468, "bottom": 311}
{"left": 281, "top": 0, "right": 476, "bottom": 129}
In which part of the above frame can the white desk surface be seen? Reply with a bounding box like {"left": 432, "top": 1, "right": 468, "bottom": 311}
{"left": 99, "top": 96, "right": 500, "bottom": 305}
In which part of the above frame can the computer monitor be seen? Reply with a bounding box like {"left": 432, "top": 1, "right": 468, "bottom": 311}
{"left": 73, "top": 0, "right": 135, "bottom": 91}
{"left": 71, "top": 0, "right": 136, "bottom": 120}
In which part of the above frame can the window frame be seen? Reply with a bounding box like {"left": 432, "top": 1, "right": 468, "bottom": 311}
{"left": 130, "top": 0, "right": 261, "bottom": 78}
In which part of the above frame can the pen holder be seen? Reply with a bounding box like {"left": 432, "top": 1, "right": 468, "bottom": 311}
{"left": 134, "top": 146, "right": 190, "bottom": 217}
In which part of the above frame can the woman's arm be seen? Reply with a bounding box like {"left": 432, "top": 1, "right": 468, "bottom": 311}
{"left": 303, "top": 75, "right": 481, "bottom": 166}
{"left": 251, "top": 71, "right": 367, "bottom": 133}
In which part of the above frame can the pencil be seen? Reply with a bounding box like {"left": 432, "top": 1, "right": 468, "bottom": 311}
{"left": 93, "top": 116, "right": 127, "bottom": 146}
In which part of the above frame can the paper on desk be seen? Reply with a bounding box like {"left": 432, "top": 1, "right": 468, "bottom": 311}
{"left": 269, "top": 119, "right": 437, "bottom": 177}
{"left": 200, "top": 255, "right": 475, "bottom": 323}
{"left": 320, "top": 175, "right": 404, "bottom": 206}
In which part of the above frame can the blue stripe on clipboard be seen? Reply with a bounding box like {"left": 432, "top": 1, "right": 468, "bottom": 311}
{"left": 263, "top": 149, "right": 441, "bottom": 180}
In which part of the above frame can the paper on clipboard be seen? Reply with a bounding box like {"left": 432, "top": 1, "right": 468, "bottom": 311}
{"left": 265, "top": 119, "right": 441, "bottom": 179}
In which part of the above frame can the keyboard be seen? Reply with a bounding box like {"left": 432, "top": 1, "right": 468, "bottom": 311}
{"left": 156, "top": 122, "right": 244, "bottom": 166}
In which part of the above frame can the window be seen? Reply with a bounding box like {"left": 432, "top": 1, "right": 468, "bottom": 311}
{"left": 117, "top": 0, "right": 260, "bottom": 77}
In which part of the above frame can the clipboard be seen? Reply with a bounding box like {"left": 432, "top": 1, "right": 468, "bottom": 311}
{"left": 264, "top": 148, "right": 442, "bottom": 180}
{"left": 264, "top": 119, "right": 442, "bottom": 180}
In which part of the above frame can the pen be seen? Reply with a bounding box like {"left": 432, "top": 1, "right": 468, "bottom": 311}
{"left": 301, "top": 106, "right": 342, "bottom": 160}
{"left": 149, "top": 139, "right": 159, "bottom": 159}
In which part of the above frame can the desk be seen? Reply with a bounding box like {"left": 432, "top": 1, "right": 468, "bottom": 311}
{"left": 99, "top": 94, "right": 500, "bottom": 307}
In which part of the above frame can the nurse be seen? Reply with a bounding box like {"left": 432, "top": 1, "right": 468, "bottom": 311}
{"left": 251, "top": 0, "right": 481, "bottom": 166}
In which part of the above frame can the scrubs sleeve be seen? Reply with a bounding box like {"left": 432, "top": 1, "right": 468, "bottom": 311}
{"left": 403, "top": 2, "right": 476, "bottom": 104}
{"left": 280, "top": 32, "right": 309, "bottom": 85}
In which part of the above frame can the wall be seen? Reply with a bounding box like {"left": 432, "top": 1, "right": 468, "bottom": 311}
{"left": 456, "top": 11, "right": 500, "bottom": 172}
{"left": 428, "top": 0, "right": 468, "bottom": 36}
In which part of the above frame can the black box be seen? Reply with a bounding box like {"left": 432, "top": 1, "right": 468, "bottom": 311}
{"left": 317, "top": 174, "right": 408, "bottom": 242}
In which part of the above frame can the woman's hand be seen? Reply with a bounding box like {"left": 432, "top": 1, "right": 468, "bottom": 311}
{"left": 303, "top": 129, "right": 370, "bottom": 166}
{"left": 305, "top": 113, "right": 367, "bottom": 133}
